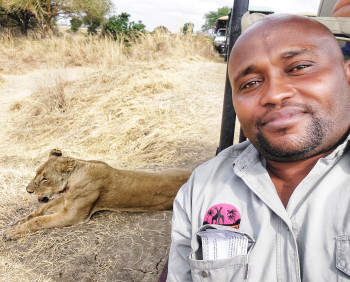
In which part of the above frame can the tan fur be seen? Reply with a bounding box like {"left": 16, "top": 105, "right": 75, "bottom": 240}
{"left": 3, "top": 149, "right": 191, "bottom": 240}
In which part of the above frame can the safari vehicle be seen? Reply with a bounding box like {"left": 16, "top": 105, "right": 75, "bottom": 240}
{"left": 213, "top": 28, "right": 227, "bottom": 54}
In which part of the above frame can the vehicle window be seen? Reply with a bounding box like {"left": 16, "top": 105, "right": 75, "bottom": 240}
{"left": 217, "top": 30, "right": 226, "bottom": 36}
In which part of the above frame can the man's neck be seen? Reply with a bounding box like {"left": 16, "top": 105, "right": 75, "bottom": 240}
{"left": 266, "top": 152, "right": 330, "bottom": 208}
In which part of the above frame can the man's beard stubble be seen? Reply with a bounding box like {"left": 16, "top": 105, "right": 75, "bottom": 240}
{"left": 252, "top": 101, "right": 328, "bottom": 162}
{"left": 255, "top": 117, "right": 325, "bottom": 162}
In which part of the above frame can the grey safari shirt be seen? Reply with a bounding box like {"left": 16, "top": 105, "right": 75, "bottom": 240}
{"left": 167, "top": 136, "right": 350, "bottom": 281}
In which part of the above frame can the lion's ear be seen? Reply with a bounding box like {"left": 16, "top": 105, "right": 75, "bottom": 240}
{"left": 59, "top": 159, "right": 76, "bottom": 175}
{"left": 49, "top": 149, "right": 62, "bottom": 159}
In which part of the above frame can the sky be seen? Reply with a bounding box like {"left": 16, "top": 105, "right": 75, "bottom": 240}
{"left": 111, "top": 0, "right": 322, "bottom": 33}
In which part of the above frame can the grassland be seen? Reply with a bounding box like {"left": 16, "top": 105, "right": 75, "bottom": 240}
{"left": 0, "top": 29, "right": 227, "bottom": 281}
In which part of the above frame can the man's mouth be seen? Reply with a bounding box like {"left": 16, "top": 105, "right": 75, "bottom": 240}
{"left": 38, "top": 197, "right": 49, "bottom": 203}
{"left": 259, "top": 107, "right": 307, "bottom": 131}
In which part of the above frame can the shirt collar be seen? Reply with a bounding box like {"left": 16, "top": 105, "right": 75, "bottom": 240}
{"left": 232, "top": 133, "right": 350, "bottom": 173}
{"left": 323, "top": 133, "right": 350, "bottom": 160}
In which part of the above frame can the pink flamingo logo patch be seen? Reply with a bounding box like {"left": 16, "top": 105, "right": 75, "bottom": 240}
{"left": 203, "top": 203, "right": 241, "bottom": 229}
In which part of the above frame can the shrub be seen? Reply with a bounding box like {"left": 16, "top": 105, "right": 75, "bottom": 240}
{"left": 103, "top": 12, "right": 146, "bottom": 42}
{"left": 70, "top": 17, "right": 83, "bottom": 32}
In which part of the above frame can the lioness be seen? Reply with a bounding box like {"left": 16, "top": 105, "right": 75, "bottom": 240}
{"left": 3, "top": 149, "right": 191, "bottom": 240}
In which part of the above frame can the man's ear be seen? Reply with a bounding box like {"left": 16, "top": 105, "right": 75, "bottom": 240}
{"left": 49, "top": 149, "right": 62, "bottom": 159}
{"left": 344, "top": 59, "right": 350, "bottom": 84}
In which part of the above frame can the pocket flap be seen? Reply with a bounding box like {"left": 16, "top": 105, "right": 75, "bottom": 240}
{"left": 336, "top": 236, "right": 350, "bottom": 276}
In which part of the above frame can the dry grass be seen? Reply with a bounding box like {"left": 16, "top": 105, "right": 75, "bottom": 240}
{"left": 0, "top": 29, "right": 227, "bottom": 281}
{"left": 0, "top": 30, "right": 218, "bottom": 73}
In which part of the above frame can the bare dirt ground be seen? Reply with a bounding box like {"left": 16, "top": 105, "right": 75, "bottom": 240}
{"left": 0, "top": 61, "right": 227, "bottom": 281}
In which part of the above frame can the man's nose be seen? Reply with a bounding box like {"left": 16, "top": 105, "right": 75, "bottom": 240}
{"left": 260, "top": 76, "right": 295, "bottom": 106}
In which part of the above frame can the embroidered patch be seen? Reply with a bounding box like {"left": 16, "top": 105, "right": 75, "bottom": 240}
{"left": 203, "top": 203, "right": 241, "bottom": 229}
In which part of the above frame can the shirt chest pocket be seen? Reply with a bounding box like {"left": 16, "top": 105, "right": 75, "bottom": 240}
{"left": 189, "top": 224, "right": 255, "bottom": 282}
{"left": 189, "top": 255, "right": 249, "bottom": 281}
{"left": 336, "top": 236, "right": 350, "bottom": 280}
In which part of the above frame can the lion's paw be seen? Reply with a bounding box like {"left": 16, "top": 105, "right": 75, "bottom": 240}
{"left": 3, "top": 225, "right": 26, "bottom": 241}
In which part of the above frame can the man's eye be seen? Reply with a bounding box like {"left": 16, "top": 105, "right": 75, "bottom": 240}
{"left": 240, "top": 80, "right": 261, "bottom": 91}
{"left": 288, "top": 64, "right": 310, "bottom": 73}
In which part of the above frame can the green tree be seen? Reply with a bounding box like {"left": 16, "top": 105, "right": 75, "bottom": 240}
{"left": 70, "top": 17, "right": 82, "bottom": 32}
{"left": 79, "top": 0, "right": 110, "bottom": 34}
{"left": 83, "top": 16, "right": 101, "bottom": 34}
{"left": 129, "top": 20, "right": 145, "bottom": 32}
{"left": 1, "top": 0, "right": 112, "bottom": 37}
{"left": 103, "top": 12, "right": 146, "bottom": 41}
{"left": 0, "top": 6, "right": 36, "bottom": 35}
{"left": 182, "top": 22, "right": 194, "bottom": 35}
{"left": 202, "top": 6, "right": 230, "bottom": 31}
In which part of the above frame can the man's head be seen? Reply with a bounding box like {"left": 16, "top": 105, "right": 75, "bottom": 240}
{"left": 228, "top": 14, "right": 350, "bottom": 161}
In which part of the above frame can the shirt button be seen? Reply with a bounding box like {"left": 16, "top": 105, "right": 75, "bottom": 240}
{"left": 201, "top": 270, "right": 209, "bottom": 278}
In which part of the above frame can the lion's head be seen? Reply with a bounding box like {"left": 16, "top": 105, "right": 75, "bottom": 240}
{"left": 26, "top": 149, "right": 76, "bottom": 203}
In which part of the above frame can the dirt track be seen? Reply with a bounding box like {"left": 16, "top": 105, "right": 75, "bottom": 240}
{"left": 0, "top": 61, "right": 227, "bottom": 281}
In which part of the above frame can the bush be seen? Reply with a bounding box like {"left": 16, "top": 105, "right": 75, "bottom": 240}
{"left": 85, "top": 17, "right": 101, "bottom": 34}
{"left": 103, "top": 12, "right": 146, "bottom": 42}
{"left": 70, "top": 17, "right": 83, "bottom": 32}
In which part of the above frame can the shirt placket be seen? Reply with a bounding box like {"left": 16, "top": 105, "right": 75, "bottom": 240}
{"left": 235, "top": 161, "right": 302, "bottom": 281}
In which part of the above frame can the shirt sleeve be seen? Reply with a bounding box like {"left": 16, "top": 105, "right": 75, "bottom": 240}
{"left": 167, "top": 178, "right": 193, "bottom": 282}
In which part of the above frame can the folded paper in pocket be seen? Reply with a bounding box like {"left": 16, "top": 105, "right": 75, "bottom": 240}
{"left": 197, "top": 229, "right": 248, "bottom": 260}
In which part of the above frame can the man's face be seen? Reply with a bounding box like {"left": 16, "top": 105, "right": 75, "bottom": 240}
{"left": 229, "top": 17, "right": 350, "bottom": 161}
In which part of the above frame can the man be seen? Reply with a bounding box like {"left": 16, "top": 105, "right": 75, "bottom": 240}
{"left": 167, "top": 14, "right": 350, "bottom": 281}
